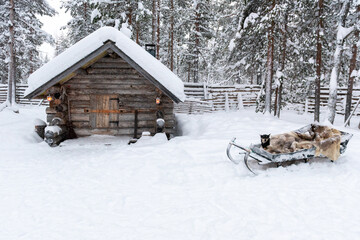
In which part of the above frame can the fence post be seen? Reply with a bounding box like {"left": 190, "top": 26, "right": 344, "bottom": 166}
{"left": 203, "top": 82, "right": 208, "bottom": 99}
{"left": 237, "top": 92, "right": 244, "bottom": 110}
{"left": 305, "top": 98, "right": 308, "bottom": 114}
{"left": 208, "top": 93, "right": 214, "bottom": 111}
{"left": 225, "top": 92, "right": 229, "bottom": 112}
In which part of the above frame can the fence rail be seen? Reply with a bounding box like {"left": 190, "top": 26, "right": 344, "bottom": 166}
{"left": 0, "top": 84, "right": 48, "bottom": 106}
{"left": 176, "top": 83, "right": 261, "bottom": 114}
{"left": 5, "top": 83, "right": 358, "bottom": 117}
{"left": 305, "top": 87, "right": 360, "bottom": 116}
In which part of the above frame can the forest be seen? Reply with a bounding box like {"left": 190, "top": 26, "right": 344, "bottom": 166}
{"left": 0, "top": 0, "right": 359, "bottom": 123}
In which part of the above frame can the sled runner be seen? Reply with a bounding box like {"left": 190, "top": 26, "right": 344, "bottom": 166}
{"left": 226, "top": 124, "right": 353, "bottom": 174}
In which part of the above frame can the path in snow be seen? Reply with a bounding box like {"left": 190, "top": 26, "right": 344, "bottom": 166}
{"left": 0, "top": 106, "right": 359, "bottom": 239}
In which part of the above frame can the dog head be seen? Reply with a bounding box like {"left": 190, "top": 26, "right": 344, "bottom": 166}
{"left": 260, "top": 134, "right": 271, "bottom": 148}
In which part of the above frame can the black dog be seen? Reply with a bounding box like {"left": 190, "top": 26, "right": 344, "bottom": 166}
{"left": 260, "top": 134, "right": 271, "bottom": 148}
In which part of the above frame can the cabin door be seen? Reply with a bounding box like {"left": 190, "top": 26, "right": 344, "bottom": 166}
{"left": 90, "top": 95, "right": 119, "bottom": 129}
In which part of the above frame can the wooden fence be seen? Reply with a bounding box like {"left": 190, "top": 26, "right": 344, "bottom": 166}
{"left": 305, "top": 87, "right": 360, "bottom": 116}
{"left": 0, "top": 83, "right": 261, "bottom": 113}
{"left": 2, "top": 83, "right": 359, "bottom": 116}
{"left": 0, "top": 84, "right": 47, "bottom": 105}
{"left": 177, "top": 83, "right": 261, "bottom": 114}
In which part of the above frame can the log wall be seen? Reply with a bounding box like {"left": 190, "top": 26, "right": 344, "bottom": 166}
{"left": 55, "top": 54, "right": 175, "bottom": 137}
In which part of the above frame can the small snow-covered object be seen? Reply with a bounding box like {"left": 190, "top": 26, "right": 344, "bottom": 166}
{"left": 156, "top": 118, "right": 165, "bottom": 128}
{"left": 34, "top": 118, "right": 47, "bottom": 139}
{"left": 142, "top": 131, "right": 151, "bottom": 137}
{"left": 44, "top": 125, "right": 67, "bottom": 147}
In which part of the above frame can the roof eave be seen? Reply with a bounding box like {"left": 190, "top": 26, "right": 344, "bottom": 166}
{"left": 25, "top": 42, "right": 184, "bottom": 103}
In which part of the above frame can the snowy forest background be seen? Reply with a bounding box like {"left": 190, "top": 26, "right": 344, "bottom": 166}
{"left": 0, "top": 0, "right": 359, "bottom": 121}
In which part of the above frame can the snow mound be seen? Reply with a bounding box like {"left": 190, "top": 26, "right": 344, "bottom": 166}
{"left": 134, "top": 133, "right": 168, "bottom": 146}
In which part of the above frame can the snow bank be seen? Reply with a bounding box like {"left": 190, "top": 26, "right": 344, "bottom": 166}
{"left": 25, "top": 27, "right": 185, "bottom": 102}
{"left": 1, "top": 107, "right": 360, "bottom": 239}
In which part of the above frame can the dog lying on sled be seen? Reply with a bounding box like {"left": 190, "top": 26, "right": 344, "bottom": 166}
{"left": 260, "top": 124, "right": 341, "bottom": 161}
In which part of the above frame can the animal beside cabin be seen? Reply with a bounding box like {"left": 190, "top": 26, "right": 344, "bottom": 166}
{"left": 260, "top": 124, "right": 342, "bottom": 161}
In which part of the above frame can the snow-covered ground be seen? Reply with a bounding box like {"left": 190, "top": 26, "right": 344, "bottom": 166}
{"left": 1, "top": 106, "right": 360, "bottom": 239}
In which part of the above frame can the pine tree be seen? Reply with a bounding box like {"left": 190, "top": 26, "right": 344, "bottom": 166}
{"left": 0, "top": 0, "right": 55, "bottom": 112}
{"left": 61, "top": 0, "right": 98, "bottom": 45}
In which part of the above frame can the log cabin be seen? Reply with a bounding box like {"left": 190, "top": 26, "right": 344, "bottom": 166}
{"left": 25, "top": 27, "right": 185, "bottom": 146}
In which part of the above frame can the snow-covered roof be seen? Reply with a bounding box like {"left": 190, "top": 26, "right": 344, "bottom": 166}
{"left": 25, "top": 27, "right": 185, "bottom": 102}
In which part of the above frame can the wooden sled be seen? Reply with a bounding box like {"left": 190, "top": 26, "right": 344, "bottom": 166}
{"left": 226, "top": 124, "right": 353, "bottom": 175}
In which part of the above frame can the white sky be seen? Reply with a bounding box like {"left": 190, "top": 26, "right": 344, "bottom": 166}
{"left": 38, "top": 0, "right": 72, "bottom": 59}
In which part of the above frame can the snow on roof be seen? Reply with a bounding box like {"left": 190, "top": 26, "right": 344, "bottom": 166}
{"left": 25, "top": 27, "right": 185, "bottom": 102}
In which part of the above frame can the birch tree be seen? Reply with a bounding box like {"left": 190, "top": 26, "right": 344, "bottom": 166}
{"left": 344, "top": 3, "right": 360, "bottom": 125}
{"left": 327, "top": 0, "right": 354, "bottom": 124}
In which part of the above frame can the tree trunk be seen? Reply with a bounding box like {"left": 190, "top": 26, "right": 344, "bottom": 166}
{"left": 274, "top": 87, "right": 278, "bottom": 115}
{"left": 7, "top": 0, "right": 16, "bottom": 108}
{"left": 170, "top": 0, "right": 174, "bottom": 71}
{"left": 127, "top": 1, "right": 132, "bottom": 25}
{"left": 156, "top": 0, "right": 160, "bottom": 60}
{"left": 327, "top": 0, "right": 352, "bottom": 124}
{"left": 344, "top": 4, "right": 359, "bottom": 125}
{"left": 275, "top": 8, "right": 288, "bottom": 118}
{"left": 193, "top": 3, "right": 200, "bottom": 83}
{"left": 277, "top": 83, "right": 282, "bottom": 118}
{"left": 152, "top": 0, "right": 156, "bottom": 43}
{"left": 265, "top": 0, "right": 275, "bottom": 114}
{"left": 136, "top": 19, "right": 140, "bottom": 44}
{"left": 314, "top": 0, "right": 324, "bottom": 122}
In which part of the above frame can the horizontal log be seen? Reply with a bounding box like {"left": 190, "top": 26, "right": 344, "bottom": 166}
{"left": 68, "top": 94, "right": 173, "bottom": 104}
{"left": 90, "top": 62, "right": 134, "bottom": 69}
{"left": 66, "top": 83, "right": 157, "bottom": 91}
{"left": 71, "top": 106, "right": 173, "bottom": 114}
{"left": 68, "top": 89, "right": 158, "bottom": 96}
{"left": 68, "top": 95, "right": 90, "bottom": 101}
{"left": 66, "top": 78, "right": 151, "bottom": 86}
{"left": 69, "top": 100, "right": 90, "bottom": 108}
{"left": 86, "top": 68, "right": 139, "bottom": 75}
{"left": 74, "top": 128, "right": 155, "bottom": 136}
{"left": 71, "top": 114, "right": 90, "bottom": 121}
{"left": 72, "top": 120, "right": 175, "bottom": 129}
{"left": 74, "top": 127, "right": 174, "bottom": 137}
{"left": 96, "top": 57, "right": 128, "bottom": 63}
{"left": 46, "top": 107, "right": 57, "bottom": 114}
{"left": 71, "top": 112, "right": 175, "bottom": 122}
{"left": 69, "top": 74, "right": 147, "bottom": 80}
